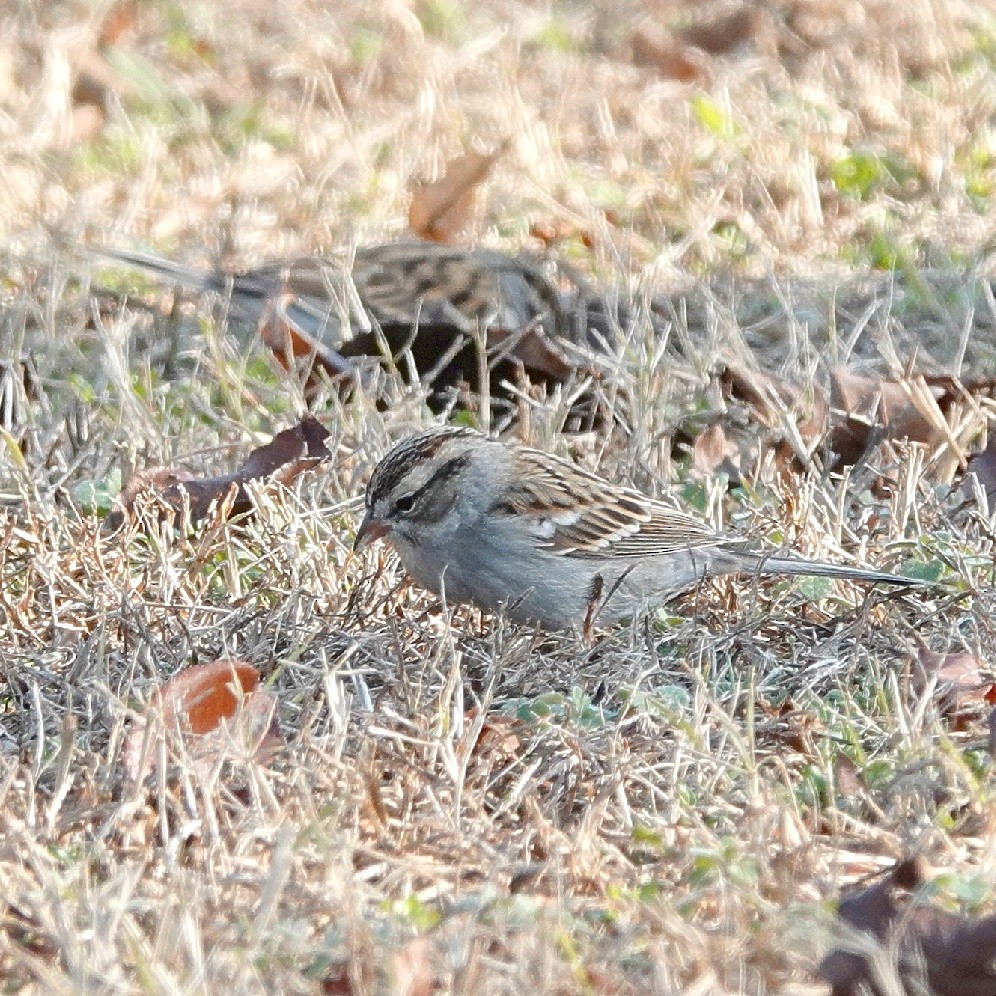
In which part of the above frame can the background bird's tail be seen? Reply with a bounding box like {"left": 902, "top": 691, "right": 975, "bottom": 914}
{"left": 88, "top": 247, "right": 218, "bottom": 292}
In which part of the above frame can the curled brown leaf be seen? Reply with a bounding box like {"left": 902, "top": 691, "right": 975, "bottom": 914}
{"left": 409, "top": 143, "right": 508, "bottom": 244}
{"left": 109, "top": 415, "right": 332, "bottom": 527}
{"left": 691, "top": 422, "right": 741, "bottom": 481}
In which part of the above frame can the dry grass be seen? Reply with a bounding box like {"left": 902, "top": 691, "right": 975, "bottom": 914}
{"left": 1, "top": 0, "right": 995, "bottom": 992}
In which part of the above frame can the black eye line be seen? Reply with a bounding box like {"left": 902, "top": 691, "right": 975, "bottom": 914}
{"left": 391, "top": 454, "right": 468, "bottom": 517}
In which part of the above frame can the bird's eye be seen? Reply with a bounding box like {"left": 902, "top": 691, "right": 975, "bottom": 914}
{"left": 392, "top": 493, "right": 417, "bottom": 515}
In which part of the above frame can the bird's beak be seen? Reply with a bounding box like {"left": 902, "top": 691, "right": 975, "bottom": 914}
{"left": 353, "top": 514, "right": 390, "bottom": 552}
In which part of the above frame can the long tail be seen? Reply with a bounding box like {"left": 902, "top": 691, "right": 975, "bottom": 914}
{"left": 89, "top": 246, "right": 362, "bottom": 379}
{"left": 744, "top": 554, "right": 920, "bottom": 587}
{"left": 88, "top": 247, "right": 219, "bottom": 292}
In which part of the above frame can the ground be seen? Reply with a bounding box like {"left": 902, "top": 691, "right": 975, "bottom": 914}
{"left": 0, "top": 1, "right": 995, "bottom": 993}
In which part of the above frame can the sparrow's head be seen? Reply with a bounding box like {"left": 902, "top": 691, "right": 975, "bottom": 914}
{"left": 354, "top": 426, "right": 488, "bottom": 551}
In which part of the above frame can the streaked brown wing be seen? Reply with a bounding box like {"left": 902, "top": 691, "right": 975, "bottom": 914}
{"left": 231, "top": 243, "right": 560, "bottom": 339}
{"left": 354, "top": 243, "right": 502, "bottom": 327}
{"left": 503, "top": 449, "right": 722, "bottom": 558}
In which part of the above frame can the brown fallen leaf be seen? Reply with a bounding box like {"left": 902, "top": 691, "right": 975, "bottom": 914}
{"left": 755, "top": 699, "right": 822, "bottom": 758}
{"left": 721, "top": 362, "right": 822, "bottom": 436}
{"left": 677, "top": 4, "right": 770, "bottom": 57}
{"left": 829, "top": 368, "right": 943, "bottom": 464}
{"left": 97, "top": 0, "right": 139, "bottom": 46}
{"left": 465, "top": 708, "right": 522, "bottom": 763}
{"left": 409, "top": 143, "right": 508, "bottom": 244}
{"left": 691, "top": 422, "right": 741, "bottom": 481}
{"left": 124, "top": 660, "right": 281, "bottom": 782}
{"left": 912, "top": 637, "right": 996, "bottom": 717}
{"left": 108, "top": 415, "right": 332, "bottom": 527}
{"left": 630, "top": 27, "right": 711, "bottom": 82}
{"left": 157, "top": 659, "right": 261, "bottom": 735}
{"left": 487, "top": 321, "right": 574, "bottom": 383}
{"left": 819, "top": 857, "right": 996, "bottom": 996}
{"left": 719, "top": 361, "right": 828, "bottom": 472}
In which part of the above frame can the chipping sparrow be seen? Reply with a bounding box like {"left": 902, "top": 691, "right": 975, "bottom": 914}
{"left": 354, "top": 426, "right": 919, "bottom": 630}
{"left": 94, "top": 241, "right": 565, "bottom": 340}
{"left": 90, "top": 242, "right": 622, "bottom": 399}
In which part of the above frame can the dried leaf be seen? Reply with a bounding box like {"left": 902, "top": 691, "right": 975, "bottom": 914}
{"left": 914, "top": 638, "right": 996, "bottom": 715}
{"left": 720, "top": 362, "right": 828, "bottom": 471}
{"left": 820, "top": 857, "right": 996, "bottom": 996}
{"left": 156, "top": 660, "right": 261, "bottom": 736}
{"left": 630, "top": 27, "right": 710, "bottom": 83}
{"left": 97, "top": 0, "right": 138, "bottom": 46}
{"left": 677, "top": 4, "right": 769, "bottom": 56}
{"left": 124, "top": 660, "right": 281, "bottom": 782}
{"left": 109, "top": 415, "right": 332, "bottom": 527}
{"left": 487, "top": 322, "right": 574, "bottom": 383}
{"left": 756, "top": 700, "right": 821, "bottom": 758}
{"left": 409, "top": 143, "right": 508, "bottom": 243}
{"left": 829, "top": 367, "right": 942, "bottom": 463}
{"left": 257, "top": 289, "right": 360, "bottom": 387}
{"left": 466, "top": 709, "right": 522, "bottom": 762}
{"left": 691, "top": 422, "right": 741, "bottom": 480}
{"left": 111, "top": 467, "right": 197, "bottom": 524}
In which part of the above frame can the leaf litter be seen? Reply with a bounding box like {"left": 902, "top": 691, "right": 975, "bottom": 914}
{"left": 1, "top": 0, "right": 995, "bottom": 991}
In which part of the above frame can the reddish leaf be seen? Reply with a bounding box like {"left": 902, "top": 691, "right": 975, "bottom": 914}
{"left": 829, "top": 368, "right": 942, "bottom": 463}
{"left": 487, "top": 321, "right": 574, "bottom": 383}
{"left": 465, "top": 708, "right": 522, "bottom": 762}
{"left": 630, "top": 28, "right": 710, "bottom": 83}
{"left": 721, "top": 362, "right": 822, "bottom": 431}
{"left": 124, "top": 660, "right": 281, "bottom": 782}
{"left": 97, "top": 0, "right": 138, "bottom": 46}
{"left": 156, "top": 660, "right": 260, "bottom": 735}
{"left": 409, "top": 144, "right": 508, "bottom": 244}
{"left": 719, "top": 362, "right": 828, "bottom": 473}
